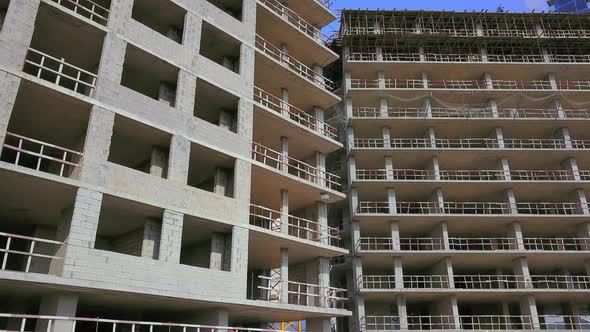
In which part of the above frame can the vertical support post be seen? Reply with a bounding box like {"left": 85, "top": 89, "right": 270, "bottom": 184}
{"left": 505, "top": 189, "right": 519, "bottom": 215}
{"left": 394, "top": 256, "right": 404, "bottom": 289}
{"left": 509, "top": 221, "right": 526, "bottom": 251}
{"left": 280, "top": 136, "right": 289, "bottom": 173}
{"left": 384, "top": 156, "right": 394, "bottom": 180}
{"left": 391, "top": 221, "right": 401, "bottom": 251}
{"left": 382, "top": 126, "right": 391, "bottom": 147}
{"left": 315, "top": 151, "right": 327, "bottom": 187}
{"left": 279, "top": 248, "right": 289, "bottom": 304}
{"left": 378, "top": 71, "right": 386, "bottom": 89}
{"left": 380, "top": 97, "right": 389, "bottom": 118}
{"left": 280, "top": 190, "right": 289, "bottom": 235}
{"left": 499, "top": 158, "right": 511, "bottom": 181}
{"left": 387, "top": 187, "right": 397, "bottom": 215}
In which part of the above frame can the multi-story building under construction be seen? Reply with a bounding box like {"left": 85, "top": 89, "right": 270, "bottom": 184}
{"left": 339, "top": 9, "right": 590, "bottom": 331}
{"left": 0, "top": 0, "right": 351, "bottom": 330}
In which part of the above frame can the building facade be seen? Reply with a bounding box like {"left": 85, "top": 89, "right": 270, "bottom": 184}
{"left": 0, "top": 0, "right": 350, "bottom": 330}
{"left": 339, "top": 9, "right": 590, "bottom": 331}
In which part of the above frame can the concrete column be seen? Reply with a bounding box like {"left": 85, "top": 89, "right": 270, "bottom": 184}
{"left": 318, "top": 257, "right": 330, "bottom": 307}
{"left": 314, "top": 106, "right": 325, "bottom": 135}
{"left": 347, "top": 127, "right": 355, "bottom": 152}
{"left": 237, "top": 97, "right": 254, "bottom": 140}
{"left": 387, "top": 187, "right": 397, "bottom": 214}
{"left": 385, "top": 156, "right": 394, "bottom": 180}
{"left": 354, "top": 295, "right": 366, "bottom": 331}
{"left": 505, "top": 189, "right": 519, "bottom": 215}
{"left": 431, "top": 221, "right": 450, "bottom": 250}
{"left": 214, "top": 168, "right": 230, "bottom": 196}
{"left": 233, "top": 159, "right": 252, "bottom": 204}
{"left": 183, "top": 13, "right": 202, "bottom": 53}
{"left": 501, "top": 301, "right": 513, "bottom": 329}
{"left": 345, "top": 97, "right": 353, "bottom": 119}
{"left": 489, "top": 99, "right": 499, "bottom": 118}
{"left": 421, "top": 72, "right": 429, "bottom": 89}
{"left": 176, "top": 70, "right": 197, "bottom": 115}
{"left": 520, "top": 295, "right": 541, "bottom": 329}
{"left": 572, "top": 189, "right": 589, "bottom": 214}
{"left": 345, "top": 72, "right": 352, "bottom": 93}
{"left": 475, "top": 22, "right": 484, "bottom": 36}
{"left": 230, "top": 226, "right": 249, "bottom": 282}
{"left": 430, "top": 156, "right": 441, "bottom": 180}
{"left": 398, "top": 296, "right": 409, "bottom": 329}
{"left": 484, "top": 72, "right": 494, "bottom": 89}
{"left": 317, "top": 202, "right": 328, "bottom": 245}
{"left": 375, "top": 45, "right": 383, "bottom": 62}
{"left": 548, "top": 73, "right": 558, "bottom": 90}
{"left": 480, "top": 47, "right": 488, "bottom": 62}
{"left": 509, "top": 222, "right": 526, "bottom": 251}
{"left": 513, "top": 257, "right": 532, "bottom": 288}
{"left": 106, "top": 0, "right": 133, "bottom": 31}
{"left": 150, "top": 146, "right": 169, "bottom": 178}
{"left": 394, "top": 256, "right": 404, "bottom": 289}
{"left": 313, "top": 64, "right": 325, "bottom": 87}
{"left": 0, "top": 74, "right": 21, "bottom": 149}
{"left": 280, "top": 189, "right": 289, "bottom": 234}
{"left": 0, "top": 0, "right": 40, "bottom": 71}
{"left": 430, "top": 188, "right": 445, "bottom": 213}
{"left": 558, "top": 127, "right": 573, "bottom": 149}
{"left": 541, "top": 48, "right": 551, "bottom": 63}
{"left": 493, "top": 127, "right": 505, "bottom": 149}
{"left": 279, "top": 248, "right": 289, "bottom": 304}
{"left": 419, "top": 46, "right": 426, "bottom": 62}
{"left": 382, "top": 126, "right": 391, "bottom": 147}
{"left": 315, "top": 151, "right": 327, "bottom": 187}
{"left": 424, "top": 97, "right": 432, "bottom": 118}
{"left": 210, "top": 232, "right": 229, "bottom": 270}
{"left": 78, "top": 106, "right": 115, "bottom": 181}
{"left": 351, "top": 220, "right": 361, "bottom": 253}
{"left": 576, "top": 222, "right": 590, "bottom": 251}
{"left": 499, "top": 157, "right": 511, "bottom": 181}
{"left": 562, "top": 158, "right": 581, "bottom": 181}
{"left": 35, "top": 294, "right": 78, "bottom": 332}
{"left": 350, "top": 188, "right": 359, "bottom": 217}
{"left": 167, "top": 135, "right": 190, "bottom": 185}
{"left": 431, "top": 257, "right": 454, "bottom": 288}
{"left": 391, "top": 221, "right": 401, "bottom": 251}
{"left": 280, "top": 136, "right": 289, "bottom": 172}
{"left": 218, "top": 110, "right": 233, "bottom": 131}
{"left": 141, "top": 218, "right": 161, "bottom": 259}
{"left": 280, "top": 88, "right": 289, "bottom": 116}
{"left": 380, "top": 97, "right": 389, "bottom": 118}
{"left": 158, "top": 210, "right": 183, "bottom": 264}
{"left": 94, "top": 33, "right": 127, "bottom": 102}
{"left": 425, "top": 127, "right": 436, "bottom": 148}
{"left": 191, "top": 310, "right": 229, "bottom": 332}
{"left": 378, "top": 71, "right": 386, "bottom": 89}
{"left": 348, "top": 156, "right": 357, "bottom": 185}
{"left": 555, "top": 99, "right": 566, "bottom": 119}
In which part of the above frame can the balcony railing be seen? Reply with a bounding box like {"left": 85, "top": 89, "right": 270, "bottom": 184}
{"left": 255, "top": 35, "right": 336, "bottom": 92}
{"left": 0, "top": 232, "right": 64, "bottom": 274}
{"left": 363, "top": 314, "right": 590, "bottom": 330}
{"left": 0, "top": 313, "right": 281, "bottom": 332}
{"left": 355, "top": 168, "right": 589, "bottom": 182}
{"left": 253, "top": 87, "right": 337, "bottom": 139}
{"left": 349, "top": 78, "right": 590, "bottom": 91}
{"left": 2, "top": 132, "right": 83, "bottom": 178}
{"left": 23, "top": 48, "right": 98, "bottom": 96}
{"left": 356, "top": 201, "right": 585, "bottom": 216}
{"left": 351, "top": 106, "right": 590, "bottom": 119}
{"left": 251, "top": 142, "right": 341, "bottom": 191}
{"left": 353, "top": 137, "right": 590, "bottom": 150}
{"left": 51, "top": 0, "right": 110, "bottom": 25}
{"left": 258, "top": 275, "right": 347, "bottom": 308}
{"left": 249, "top": 204, "right": 341, "bottom": 246}
{"left": 356, "top": 237, "right": 590, "bottom": 252}
{"left": 257, "top": 0, "right": 331, "bottom": 44}
{"left": 349, "top": 52, "right": 590, "bottom": 64}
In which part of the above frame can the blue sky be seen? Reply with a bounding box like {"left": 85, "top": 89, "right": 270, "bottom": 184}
{"left": 324, "top": 0, "right": 549, "bottom": 33}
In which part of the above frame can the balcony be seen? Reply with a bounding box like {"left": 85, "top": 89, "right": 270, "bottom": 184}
{"left": 356, "top": 237, "right": 590, "bottom": 252}
{"left": 348, "top": 52, "right": 590, "bottom": 65}
{"left": 251, "top": 142, "right": 341, "bottom": 192}
{"left": 255, "top": 34, "right": 336, "bottom": 93}
{"left": 1, "top": 132, "right": 83, "bottom": 179}
{"left": 356, "top": 201, "right": 586, "bottom": 216}
{"left": 257, "top": 0, "right": 326, "bottom": 45}
{"left": 358, "top": 274, "right": 590, "bottom": 291}
{"left": 50, "top": 0, "right": 110, "bottom": 25}
{"left": 353, "top": 138, "right": 590, "bottom": 151}
{"left": 257, "top": 275, "right": 347, "bottom": 308}
{"left": 354, "top": 169, "right": 590, "bottom": 182}
{"left": 253, "top": 87, "right": 338, "bottom": 141}
{"left": 350, "top": 107, "right": 590, "bottom": 120}
{"left": 23, "top": 48, "right": 98, "bottom": 97}
{"left": 249, "top": 204, "right": 341, "bottom": 247}
{"left": 362, "top": 314, "right": 590, "bottom": 331}
{"left": 0, "top": 232, "right": 64, "bottom": 275}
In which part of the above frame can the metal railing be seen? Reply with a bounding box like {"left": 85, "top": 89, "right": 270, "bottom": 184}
{"left": 251, "top": 142, "right": 341, "bottom": 191}
{"left": 51, "top": 0, "right": 109, "bottom": 25}
{"left": 23, "top": 48, "right": 98, "bottom": 96}
{"left": 353, "top": 137, "right": 590, "bottom": 150}
{"left": 288, "top": 280, "right": 347, "bottom": 309}
{"left": 361, "top": 316, "right": 401, "bottom": 331}
{"left": 0, "top": 232, "right": 64, "bottom": 274}
{"left": 524, "top": 237, "right": 590, "bottom": 251}
{"left": 257, "top": 0, "right": 330, "bottom": 44}
{"left": 0, "top": 313, "right": 280, "bottom": 332}
{"left": 357, "top": 237, "right": 445, "bottom": 251}
{"left": 516, "top": 202, "right": 585, "bottom": 215}
{"left": 2, "top": 132, "right": 83, "bottom": 178}
{"left": 249, "top": 204, "right": 341, "bottom": 246}
{"left": 255, "top": 35, "right": 336, "bottom": 91}
{"left": 253, "top": 87, "right": 337, "bottom": 139}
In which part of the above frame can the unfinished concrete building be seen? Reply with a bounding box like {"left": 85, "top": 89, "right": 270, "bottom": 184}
{"left": 339, "top": 9, "right": 590, "bottom": 331}
{"left": 0, "top": 0, "right": 350, "bottom": 330}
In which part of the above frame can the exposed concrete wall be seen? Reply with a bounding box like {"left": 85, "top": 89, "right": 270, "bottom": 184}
{"left": 0, "top": 73, "right": 20, "bottom": 149}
